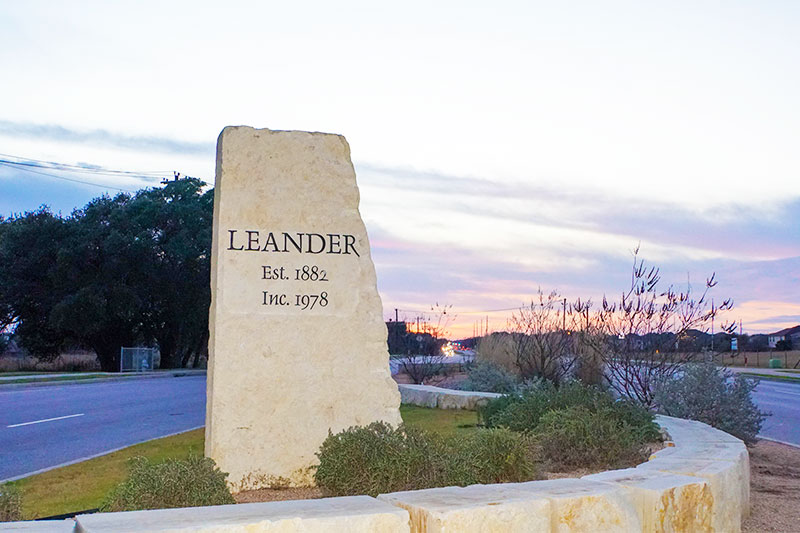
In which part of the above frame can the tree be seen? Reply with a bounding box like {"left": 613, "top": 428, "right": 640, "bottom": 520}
{"left": 125, "top": 180, "right": 213, "bottom": 368}
{"left": 775, "top": 339, "right": 793, "bottom": 351}
{"left": 0, "top": 209, "right": 74, "bottom": 360}
{"left": 581, "top": 248, "right": 734, "bottom": 406}
{"left": 0, "top": 179, "right": 213, "bottom": 371}
{"left": 398, "top": 304, "right": 453, "bottom": 384}
{"left": 50, "top": 194, "right": 152, "bottom": 370}
{"left": 506, "top": 290, "right": 576, "bottom": 385}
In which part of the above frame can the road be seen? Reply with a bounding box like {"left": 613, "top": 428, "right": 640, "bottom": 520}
{"left": 0, "top": 370, "right": 796, "bottom": 482}
{"left": 751, "top": 379, "right": 800, "bottom": 446}
{"left": 0, "top": 375, "right": 205, "bottom": 481}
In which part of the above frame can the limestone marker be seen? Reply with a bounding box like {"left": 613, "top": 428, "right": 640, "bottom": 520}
{"left": 206, "top": 126, "right": 402, "bottom": 490}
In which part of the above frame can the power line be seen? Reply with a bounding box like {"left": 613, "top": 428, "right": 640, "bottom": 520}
{"left": 0, "top": 152, "right": 171, "bottom": 178}
{"left": 0, "top": 161, "right": 135, "bottom": 192}
{"left": 0, "top": 152, "right": 203, "bottom": 193}
{"left": 458, "top": 306, "right": 520, "bottom": 314}
{"left": 393, "top": 305, "right": 522, "bottom": 316}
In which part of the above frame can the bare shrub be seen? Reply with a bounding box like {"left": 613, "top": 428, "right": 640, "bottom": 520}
{"left": 580, "top": 247, "right": 733, "bottom": 406}
{"left": 398, "top": 304, "right": 454, "bottom": 384}
{"left": 506, "top": 290, "right": 577, "bottom": 385}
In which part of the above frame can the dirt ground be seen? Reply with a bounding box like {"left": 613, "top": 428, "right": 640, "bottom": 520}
{"left": 743, "top": 440, "right": 800, "bottom": 532}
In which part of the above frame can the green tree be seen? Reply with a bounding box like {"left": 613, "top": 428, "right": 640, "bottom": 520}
{"left": 126, "top": 179, "right": 213, "bottom": 368}
{"left": 0, "top": 209, "right": 74, "bottom": 360}
{"left": 0, "top": 179, "right": 213, "bottom": 371}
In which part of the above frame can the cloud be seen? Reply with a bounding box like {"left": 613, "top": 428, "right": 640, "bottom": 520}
{"left": 357, "top": 163, "right": 800, "bottom": 264}
{"left": 0, "top": 120, "right": 214, "bottom": 156}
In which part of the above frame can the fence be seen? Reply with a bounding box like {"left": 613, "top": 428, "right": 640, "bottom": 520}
{"left": 715, "top": 350, "right": 800, "bottom": 369}
{"left": 120, "top": 347, "right": 159, "bottom": 372}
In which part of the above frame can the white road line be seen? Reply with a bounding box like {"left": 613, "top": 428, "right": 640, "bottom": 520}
{"left": 7, "top": 413, "right": 84, "bottom": 428}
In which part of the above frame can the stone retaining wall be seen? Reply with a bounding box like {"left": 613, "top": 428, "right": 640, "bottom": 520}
{"left": 1, "top": 386, "right": 749, "bottom": 532}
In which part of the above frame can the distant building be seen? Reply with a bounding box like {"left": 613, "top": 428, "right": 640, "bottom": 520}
{"left": 768, "top": 325, "right": 800, "bottom": 349}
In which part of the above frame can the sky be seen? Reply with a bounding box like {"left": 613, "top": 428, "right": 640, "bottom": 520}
{"left": 0, "top": 1, "right": 797, "bottom": 338}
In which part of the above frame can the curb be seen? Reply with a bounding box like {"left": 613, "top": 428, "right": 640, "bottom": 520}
{"left": 0, "top": 371, "right": 206, "bottom": 390}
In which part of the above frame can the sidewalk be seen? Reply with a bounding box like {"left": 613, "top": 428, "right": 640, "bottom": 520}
{"left": 727, "top": 366, "right": 800, "bottom": 382}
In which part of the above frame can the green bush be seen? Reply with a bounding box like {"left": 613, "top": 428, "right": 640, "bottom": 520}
{"left": 0, "top": 484, "right": 21, "bottom": 522}
{"left": 460, "top": 360, "right": 520, "bottom": 393}
{"left": 478, "top": 380, "right": 660, "bottom": 470}
{"left": 314, "top": 422, "right": 539, "bottom": 497}
{"left": 480, "top": 380, "right": 616, "bottom": 431}
{"left": 445, "top": 429, "right": 539, "bottom": 486}
{"left": 654, "top": 363, "right": 768, "bottom": 445}
{"left": 535, "top": 406, "right": 650, "bottom": 469}
{"left": 315, "top": 422, "right": 443, "bottom": 496}
{"left": 102, "top": 455, "right": 235, "bottom": 512}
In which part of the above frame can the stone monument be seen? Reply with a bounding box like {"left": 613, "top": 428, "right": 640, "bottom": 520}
{"left": 206, "top": 126, "right": 402, "bottom": 490}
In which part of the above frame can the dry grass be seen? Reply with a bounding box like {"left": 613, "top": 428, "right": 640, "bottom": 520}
{"left": 0, "top": 352, "right": 99, "bottom": 373}
{"left": 475, "top": 333, "right": 516, "bottom": 372}
{"left": 717, "top": 350, "right": 800, "bottom": 369}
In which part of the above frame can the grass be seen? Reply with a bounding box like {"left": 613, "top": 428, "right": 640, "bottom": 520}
{"left": 10, "top": 429, "right": 205, "bottom": 519}
{"left": 0, "top": 372, "right": 62, "bottom": 377}
{"left": 9, "top": 406, "right": 476, "bottom": 519}
{"left": 740, "top": 372, "right": 800, "bottom": 383}
{"left": 398, "top": 405, "right": 479, "bottom": 438}
{"left": 0, "top": 374, "right": 110, "bottom": 385}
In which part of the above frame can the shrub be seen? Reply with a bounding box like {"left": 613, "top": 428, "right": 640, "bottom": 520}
{"left": 536, "top": 406, "right": 650, "bottom": 469}
{"left": 445, "top": 429, "right": 539, "bottom": 486}
{"left": 0, "top": 484, "right": 21, "bottom": 522}
{"left": 654, "top": 363, "right": 768, "bottom": 445}
{"left": 460, "top": 360, "right": 520, "bottom": 393}
{"left": 314, "top": 422, "right": 540, "bottom": 497}
{"left": 480, "top": 380, "right": 617, "bottom": 431}
{"left": 314, "top": 422, "right": 443, "bottom": 497}
{"left": 478, "top": 380, "right": 660, "bottom": 470}
{"left": 101, "top": 455, "right": 235, "bottom": 512}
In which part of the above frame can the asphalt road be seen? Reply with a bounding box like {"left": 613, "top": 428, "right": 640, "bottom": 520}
{"left": 0, "top": 371, "right": 796, "bottom": 482}
{"left": 0, "top": 375, "right": 205, "bottom": 481}
{"left": 751, "top": 379, "right": 800, "bottom": 446}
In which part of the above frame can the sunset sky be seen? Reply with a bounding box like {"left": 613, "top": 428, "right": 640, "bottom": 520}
{"left": 1, "top": 2, "right": 797, "bottom": 338}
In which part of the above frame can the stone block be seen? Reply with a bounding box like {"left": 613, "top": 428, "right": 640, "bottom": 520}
{"left": 397, "top": 385, "right": 501, "bottom": 410}
{"left": 638, "top": 458, "right": 744, "bottom": 532}
{"left": 583, "top": 467, "right": 712, "bottom": 532}
{"left": 398, "top": 385, "right": 438, "bottom": 408}
{"left": 655, "top": 416, "right": 743, "bottom": 445}
{"left": 510, "top": 478, "right": 641, "bottom": 532}
{"left": 378, "top": 484, "right": 550, "bottom": 533}
{"left": 206, "top": 127, "right": 401, "bottom": 489}
{"left": 75, "top": 496, "right": 409, "bottom": 533}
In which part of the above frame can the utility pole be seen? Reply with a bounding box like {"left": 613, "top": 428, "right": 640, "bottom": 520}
{"left": 563, "top": 298, "right": 567, "bottom": 331}
{"left": 711, "top": 298, "right": 715, "bottom": 351}
{"left": 395, "top": 308, "right": 399, "bottom": 323}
